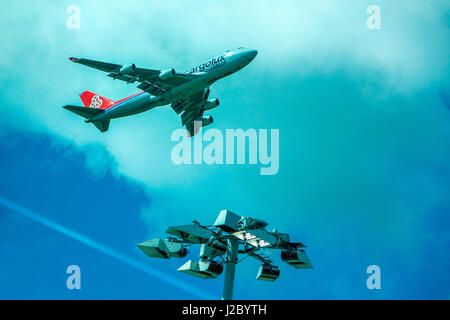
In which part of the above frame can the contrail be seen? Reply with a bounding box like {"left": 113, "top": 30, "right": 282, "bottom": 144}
{"left": 0, "top": 196, "right": 215, "bottom": 300}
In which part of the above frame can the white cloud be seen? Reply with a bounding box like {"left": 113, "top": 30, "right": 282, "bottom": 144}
{"left": 0, "top": 0, "right": 449, "bottom": 238}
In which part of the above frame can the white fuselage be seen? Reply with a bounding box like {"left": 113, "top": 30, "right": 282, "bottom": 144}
{"left": 91, "top": 48, "right": 258, "bottom": 122}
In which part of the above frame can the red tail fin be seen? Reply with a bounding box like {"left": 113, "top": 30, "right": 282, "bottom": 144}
{"left": 79, "top": 91, "right": 115, "bottom": 109}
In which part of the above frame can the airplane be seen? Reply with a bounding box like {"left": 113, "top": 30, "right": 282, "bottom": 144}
{"left": 63, "top": 47, "right": 258, "bottom": 136}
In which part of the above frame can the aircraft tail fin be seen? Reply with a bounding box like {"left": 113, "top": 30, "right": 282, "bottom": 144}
{"left": 79, "top": 91, "right": 115, "bottom": 109}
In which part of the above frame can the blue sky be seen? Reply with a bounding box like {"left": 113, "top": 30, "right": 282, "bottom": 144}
{"left": 0, "top": 1, "right": 449, "bottom": 299}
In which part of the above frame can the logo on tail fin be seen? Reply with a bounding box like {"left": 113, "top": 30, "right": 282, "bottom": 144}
{"left": 79, "top": 91, "right": 114, "bottom": 109}
{"left": 89, "top": 95, "right": 103, "bottom": 108}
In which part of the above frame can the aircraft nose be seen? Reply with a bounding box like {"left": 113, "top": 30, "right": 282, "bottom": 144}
{"left": 247, "top": 49, "right": 258, "bottom": 61}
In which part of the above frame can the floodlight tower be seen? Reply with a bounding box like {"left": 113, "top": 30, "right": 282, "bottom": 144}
{"left": 137, "top": 210, "right": 313, "bottom": 300}
{"left": 222, "top": 238, "right": 238, "bottom": 300}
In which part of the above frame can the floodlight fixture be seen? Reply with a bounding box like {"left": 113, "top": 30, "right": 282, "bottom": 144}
{"left": 137, "top": 210, "right": 313, "bottom": 300}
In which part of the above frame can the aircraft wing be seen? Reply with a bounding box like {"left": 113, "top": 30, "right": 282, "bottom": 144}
{"left": 171, "top": 88, "right": 211, "bottom": 137}
{"left": 69, "top": 57, "right": 198, "bottom": 97}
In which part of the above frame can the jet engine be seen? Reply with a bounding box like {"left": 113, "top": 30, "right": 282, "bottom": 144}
{"left": 200, "top": 115, "right": 214, "bottom": 127}
{"left": 159, "top": 68, "right": 176, "bottom": 80}
{"left": 119, "top": 63, "right": 136, "bottom": 75}
{"left": 204, "top": 98, "right": 220, "bottom": 111}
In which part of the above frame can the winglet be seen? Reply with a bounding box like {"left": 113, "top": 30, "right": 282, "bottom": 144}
{"left": 69, "top": 57, "right": 79, "bottom": 62}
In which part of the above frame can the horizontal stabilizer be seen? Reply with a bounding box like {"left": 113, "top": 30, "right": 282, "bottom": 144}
{"left": 92, "top": 120, "right": 110, "bottom": 133}
{"left": 63, "top": 105, "right": 103, "bottom": 119}
{"left": 63, "top": 105, "right": 110, "bottom": 133}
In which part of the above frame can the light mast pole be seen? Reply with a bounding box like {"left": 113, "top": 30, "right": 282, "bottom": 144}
{"left": 222, "top": 238, "right": 238, "bottom": 300}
